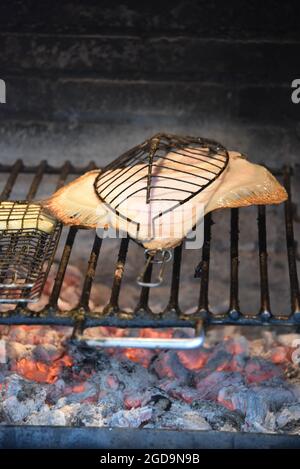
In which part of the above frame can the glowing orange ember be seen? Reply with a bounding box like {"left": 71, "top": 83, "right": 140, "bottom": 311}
{"left": 177, "top": 349, "right": 208, "bottom": 371}
{"left": 12, "top": 355, "right": 73, "bottom": 384}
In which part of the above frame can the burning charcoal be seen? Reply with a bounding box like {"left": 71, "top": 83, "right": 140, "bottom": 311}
{"left": 148, "top": 394, "right": 172, "bottom": 411}
{"left": 108, "top": 406, "right": 153, "bottom": 428}
{"left": 3, "top": 395, "right": 38, "bottom": 423}
{"left": 151, "top": 401, "right": 211, "bottom": 431}
{"left": 218, "top": 381, "right": 298, "bottom": 432}
{"left": 2, "top": 379, "right": 47, "bottom": 424}
{"left": 26, "top": 406, "right": 67, "bottom": 426}
{"left": 1, "top": 374, "right": 46, "bottom": 402}
{"left": 160, "top": 380, "right": 201, "bottom": 404}
{"left": 270, "top": 346, "right": 290, "bottom": 364}
{"left": 276, "top": 403, "right": 300, "bottom": 431}
{"left": 6, "top": 341, "right": 34, "bottom": 361}
{"left": 68, "top": 403, "right": 106, "bottom": 427}
{"left": 250, "top": 385, "right": 299, "bottom": 412}
{"left": 161, "top": 411, "right": 211, "bottom": 431}
{"left": 176, "top": 348, "right": 209, "bottom": 371}
{"left": 32, "top": 344, "right": 65, "bottom": 363}
{"left": 195, "top": 371, "right": 244, "bottom": 400}
{"left": 192, "top": 400, "right": 244, "bottom": 431}
{"left": 218, "top": 384, "right": 270, "bottom": 426}
{"left": 244, "top": 357, "right": 283, "bottom": 384}
{"left": 46, "top": 378, "right": 66, "bottom": 404}
{"left": 200, "top": 348, "right": 234, "bottom": 373}
{"left": 97, "top": 393, "right": 124, "bottom": 417}
{"left": 121, "top": 347, "right": 155, "bottom": 368}
{"left": 151, "top": 350, "right": 190, "bottom": 381}
{"left": 64, "top": 382, "right": 98, "bottom": 404}
{"left": 123, "top": 389, "right": 154, "bottom": 409}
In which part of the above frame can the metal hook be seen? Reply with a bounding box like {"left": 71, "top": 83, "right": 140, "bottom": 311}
{"left": 136, "top": 249, "right": 172, "bottom": 288}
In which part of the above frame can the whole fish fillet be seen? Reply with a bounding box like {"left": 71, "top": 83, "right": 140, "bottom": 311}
{"left": 42, "top": 152, "right": 287, "bottom": 250}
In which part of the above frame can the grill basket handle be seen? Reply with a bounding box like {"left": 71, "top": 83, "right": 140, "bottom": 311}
{"left": 83, "top": 321, "right": 205, "bottom": 350}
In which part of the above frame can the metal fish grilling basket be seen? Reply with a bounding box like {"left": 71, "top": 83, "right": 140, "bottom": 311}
{"left": 0, "top": 201, "right": 61, "bottom": 303}
{"left": 94, "top": 133, "right": 229, "bottom": 229}
{"left": 94, "top": 133, "right": 229, "bottom": 287}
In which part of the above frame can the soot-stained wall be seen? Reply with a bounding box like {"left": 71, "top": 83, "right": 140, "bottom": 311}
{"left": 0, "top": 1, "right": 299, "bottom": 167}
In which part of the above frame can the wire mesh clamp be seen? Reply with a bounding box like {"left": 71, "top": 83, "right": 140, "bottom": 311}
{"left": 83, "top": 320, "right": 205, "bottom": 350}
{"left": 136, "top": 248, "right": 172, "bottom": 288}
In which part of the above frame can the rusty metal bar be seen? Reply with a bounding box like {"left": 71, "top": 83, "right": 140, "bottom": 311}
{"left": 198, "top": 213, "right": 212, "bottom": 316}
{"left": 135, "top": 261, "right": 153, "bottom": 314}
{"left": 164, "top": 243, "right": 183, "bottom": 315}
{"left": 48, "top": 226, "right": 78, "bottom": 308}
{"left": 104, "top": 237, "right": 130, "bottom": 314}
{"left": 26, "top": 160, "right": 47, "bottom": 201}
{"left": 257, "top": 205, "right": 272, "bottom": 320}
{"left": 79, "top": 234, "right": 102, "bottom": 310}
{"left": 228, "top": 208, "right": 240, "bottom": 319}
{"left": 0, "top": 159, "right": 23, "bottom": 200}
{"left": 0, "top": 161, "right": 98, "bottom": 176}
{"left": 284, "top": 167, "right": 300, "bottom": 317}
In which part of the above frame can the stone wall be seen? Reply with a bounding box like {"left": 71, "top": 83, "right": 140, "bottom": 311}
{"left": 0, "top": 1, "right": 299, "bottom": 167}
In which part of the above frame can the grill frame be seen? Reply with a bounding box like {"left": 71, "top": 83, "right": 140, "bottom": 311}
{"left": 0, "top": 159, "right": 299, "bottom": 330}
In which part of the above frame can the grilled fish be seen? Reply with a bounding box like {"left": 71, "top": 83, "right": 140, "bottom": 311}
{"left": 42, "top": 150, "right": 287, "bottom": 250}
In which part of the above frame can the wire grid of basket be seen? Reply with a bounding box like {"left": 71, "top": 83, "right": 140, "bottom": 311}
{"left": 94, "top": 133, "right": 229, "bottom": 231}
{"left": 0, "top": 201, "right": 61, "bottom": 303}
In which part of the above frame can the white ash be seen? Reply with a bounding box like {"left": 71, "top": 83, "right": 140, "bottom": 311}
{"left": 0, "top": 324, "right": 300, "bottom": 434}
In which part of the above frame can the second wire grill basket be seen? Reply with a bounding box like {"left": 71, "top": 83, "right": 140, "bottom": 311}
{"left": 0, "top": 201, "right": 61, "bottom": 303}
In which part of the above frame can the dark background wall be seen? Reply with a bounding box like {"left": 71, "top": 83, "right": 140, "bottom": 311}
{"left": 0, "top": 0, "right": 300, "bottom": 167}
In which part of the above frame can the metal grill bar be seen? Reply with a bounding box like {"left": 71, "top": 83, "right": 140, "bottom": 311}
{"left": 284, "top": 166, "right": 300, "bottom": 317}
{"left": 228, "top": 208, "right": 240, "bottom": 319}
{"left": 135, "top": 261, "right": 153, "bottom": 315}
{"left": 164, "top": 243, "right": 183, "bottom": 316}
{"left": 26, "top": 160, "right": 47, "bottom": 200}
{"left": 48, "top": 226, "right": 78, "bottom": 309}
{"left": 258, "top": 205, "right": 272, "bottom": 320}
{"left": 198, "top": 213, "right": 212, "bottom": 317}
{"left": 0, "top": 161, "right": 299, "bottom": 331}
{"left": 0, "top": 159, "right": 23, "bottom": 200}
{"left": 80, "top": 235, "right": 103, "bottom": 310}
{"left": 104, "top": 237, "right": 130, "bottom": 315}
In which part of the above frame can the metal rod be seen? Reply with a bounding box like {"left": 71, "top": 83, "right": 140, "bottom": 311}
{"left": 165, "top": 243, "right": 183, "bottom": 315}
{"left": 55, "top": 161, "right": 72, "bottom": 191}
{"left": 1, "top": 311, "right": 300, "bottom": 328}
{"left": 257, "top": 205, "right": 272, "bottom": 319}
{"left": 26, "top": 160, "right": 47, "bottom": 201}
{"left": 0, "top": 159, "right": 23, "bottom": 200}
{"left": 48, "top": 227, "right": 78, "bottom": 308}
{"left": 0, "top": 161, "right": 98, "bottom": 176}
{"left": 146, "top": 137, "right": 159, "bottom": 204}
{"left": 84, "top": 320, "right": 205, "bottom": 350}
{"left": 228, "top": 208, "right": 240, "bottom": 319}
{"left": 79, "top": 234, "right": 102, "bottom": 309}
{"left": 104, "top": 237, "right": 129, "bottom": 313}
{"left": 135, "top": 260, "right": 153, "bottom": 313}
{"left": 198, "top": 213, "right": 212, "bottom": 315}
{"left": 284, "top": 167, "right": 300, "bottom": 315}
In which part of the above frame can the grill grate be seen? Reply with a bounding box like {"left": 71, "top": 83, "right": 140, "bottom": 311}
{"left": 0, "top": 160, "right": 299, "bottom": 332}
